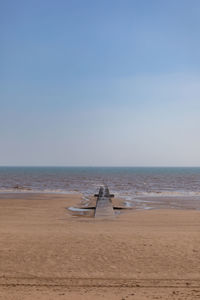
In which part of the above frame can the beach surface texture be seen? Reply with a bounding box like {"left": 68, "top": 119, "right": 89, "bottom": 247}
{"left": 0, "top": 193, "right": 200, "bottom": 300}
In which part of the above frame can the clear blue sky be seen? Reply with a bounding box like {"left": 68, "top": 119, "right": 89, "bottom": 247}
{"left": 1, "top": 0, "right": 200, "bottom": 166}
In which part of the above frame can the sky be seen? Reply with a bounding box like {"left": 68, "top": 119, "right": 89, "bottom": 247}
{"left": 1, "top": 0, "right": 200, "bottom": 166}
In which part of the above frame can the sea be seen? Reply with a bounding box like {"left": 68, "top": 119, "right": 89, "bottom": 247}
{"left": 1, "top": 167, "right": 200, "bottom": 209}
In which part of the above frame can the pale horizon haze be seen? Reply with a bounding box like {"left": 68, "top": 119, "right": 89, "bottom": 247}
{"left": 1, "top": 0, "right": 200, "bottom": 167}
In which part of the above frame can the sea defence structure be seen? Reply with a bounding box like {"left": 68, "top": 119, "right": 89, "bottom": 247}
{"left": 68, "top": 186, "right": 131, "bottom": 218}
{"left": 94, "top": 186, "right": 115, "bottom": 218}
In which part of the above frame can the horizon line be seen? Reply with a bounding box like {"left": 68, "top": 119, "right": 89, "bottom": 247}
{"left": 0, "top": 165, "right": 200, "bottom": 168}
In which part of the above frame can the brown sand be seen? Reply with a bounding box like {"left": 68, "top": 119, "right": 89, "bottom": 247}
{"left": 0, "top": 193, "right": 200, "bottom": 300}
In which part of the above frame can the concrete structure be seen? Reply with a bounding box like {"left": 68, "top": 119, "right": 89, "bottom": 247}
{"left": 94, "top": 186, "right": 115, "bottom": 218}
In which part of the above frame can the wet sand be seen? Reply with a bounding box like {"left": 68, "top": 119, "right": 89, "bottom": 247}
{"left": 0, "top": 193, "right": 200, "bottom": 299}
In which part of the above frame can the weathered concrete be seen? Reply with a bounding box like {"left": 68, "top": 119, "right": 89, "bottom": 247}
{"left": 94, "top": 186, "right": 115, "bottom": 219}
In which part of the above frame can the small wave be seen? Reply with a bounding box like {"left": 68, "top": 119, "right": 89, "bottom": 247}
{"left": 135, "top": 191, "right": 200, "bottom": 197}
{"left": 116, "top": 190, "right": 200, "bottom": 200}
{"left": 0, "top": 187, "right": 80, "bottom": 194}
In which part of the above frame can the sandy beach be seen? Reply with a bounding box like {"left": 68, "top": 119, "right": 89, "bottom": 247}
{"left": 0, "top": 193, "right": 200, "bottom": 300}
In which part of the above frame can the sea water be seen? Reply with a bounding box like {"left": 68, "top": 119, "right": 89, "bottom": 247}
{"left": 1, "top": 167, "right": 200, "bottom": 209}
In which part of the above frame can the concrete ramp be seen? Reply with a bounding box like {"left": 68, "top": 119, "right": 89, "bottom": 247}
{"left": 94, "top": 186, "right": 115, "bottom": 219}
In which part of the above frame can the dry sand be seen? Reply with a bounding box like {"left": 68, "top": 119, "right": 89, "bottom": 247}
{"left": 0, "top": 193, "right": 200, "bottom": 300}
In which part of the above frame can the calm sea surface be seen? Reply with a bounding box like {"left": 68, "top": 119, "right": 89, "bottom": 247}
{"left": 1, "top": 167, "right": 200, "bottom": 209}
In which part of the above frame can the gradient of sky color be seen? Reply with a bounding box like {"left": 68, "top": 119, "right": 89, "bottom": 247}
{"left": 1, "top": 0, "right": 200, "bottom": 166}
